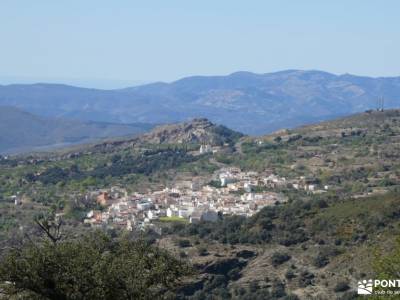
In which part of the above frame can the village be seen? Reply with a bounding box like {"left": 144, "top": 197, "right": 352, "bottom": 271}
{"left": 83, "top": 166, "right": 328, "bottom": 232}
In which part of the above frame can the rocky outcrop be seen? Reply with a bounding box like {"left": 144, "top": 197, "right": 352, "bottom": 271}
{"left": 137, "top": 118, "right": 243, "bottom": 146}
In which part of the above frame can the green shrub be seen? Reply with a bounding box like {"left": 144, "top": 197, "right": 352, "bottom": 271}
{"left": 178, "top": 239, "right": 192, "bottom": 248}
{"left": 334, "top": 281, "right": 350, "bottom": 292}
{"left": 271, "top": 252, "right": 291, "bottom": 267}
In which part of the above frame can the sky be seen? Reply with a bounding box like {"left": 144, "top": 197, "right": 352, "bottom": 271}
{"left": 0, "top": 0, "right": 399, "bottom": 88}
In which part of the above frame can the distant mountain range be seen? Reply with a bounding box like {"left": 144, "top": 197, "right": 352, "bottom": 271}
{"left": 0, "top": 106, "right": 153, "bottom": 154}
{"left": 0, "top": 69, "right": 399, "bottom": 144}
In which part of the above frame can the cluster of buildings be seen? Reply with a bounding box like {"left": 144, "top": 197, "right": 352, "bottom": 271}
{"left": 83, "top": 168, "right": 327, "bottom": 231}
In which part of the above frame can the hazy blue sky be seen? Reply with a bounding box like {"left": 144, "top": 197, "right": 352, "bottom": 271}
{"left": 0, "top": 0, "right": 398, "bottom": 87}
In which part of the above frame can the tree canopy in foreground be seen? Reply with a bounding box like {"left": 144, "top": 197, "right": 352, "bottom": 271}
{"left": 0, "top": 227, "right": 190, "bottom": 300}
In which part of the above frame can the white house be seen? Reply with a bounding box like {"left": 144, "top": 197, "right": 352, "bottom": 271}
{"left": 126, "top": 220, "right": 133, "bottom": 231}
{"left": 178, "top": 208, "right": 190, "bottom": 218}
{"left": 244, "top": 182, "right": 256, "bottom": 193}
{"left": 199, "top": 144, "right": 212, "bottom": 154}
{"left": 219, "top": 173, "right": 236, "bottom": 187}
{"left": 147, "top": 210, "right": 157, "bottom": 220}
{"left": 86, "top": 210, "right": 94, "bottom": 218}
{"left": 189, "top": 208, "right": 218, "bottom": 223}
{"left": 201, "top": 209, "right": 219, "bottom": 222}
{"left": 137, "top": 199, "right": 152, "bottom": 211}
{"left": 167, "top": 207, "right": 178, "bottom": 217}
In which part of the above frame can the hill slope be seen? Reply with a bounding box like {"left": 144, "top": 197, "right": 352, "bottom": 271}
{"left": 1, "top": 70, "right": 399, "bottom": 134}
{"left": 79, "top": 117, "right": 244, "bottom": 154}
{"left": 0, "top": 106, "right": 153, "bottom": 154}
{"left": 0, "top": 110, "right": 400, "bottom": 299}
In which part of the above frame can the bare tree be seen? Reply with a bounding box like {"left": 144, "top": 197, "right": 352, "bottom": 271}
{"left": 34, "top": 213, "right": 63, "bottom": 244}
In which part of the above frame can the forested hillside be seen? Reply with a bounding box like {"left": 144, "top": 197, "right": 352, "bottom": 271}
{"left": 0, "top": 110, "right": 400, "bottom": 299}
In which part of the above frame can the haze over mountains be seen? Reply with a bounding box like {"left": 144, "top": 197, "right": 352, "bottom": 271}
{"left": 1, "top": 69, "right": 399, "bottom": 153}
{"left": 0, "top": 106, "right": 152, "bottom": 154}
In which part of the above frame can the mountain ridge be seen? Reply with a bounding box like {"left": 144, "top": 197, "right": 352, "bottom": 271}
{"left": 0, "top": 106, "right": 154, "bottom": 154}
{"left": 0, "top": 69, "right": 399, "bottom": 135}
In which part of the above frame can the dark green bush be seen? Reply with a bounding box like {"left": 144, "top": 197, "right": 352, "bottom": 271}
{"left": 271, "top": 252, "right": 291, "bottom": 267}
